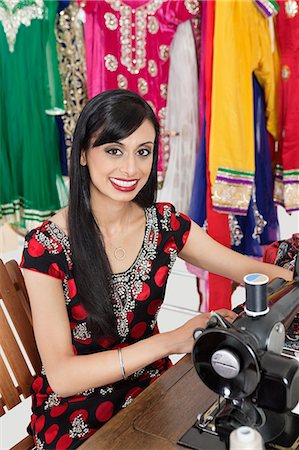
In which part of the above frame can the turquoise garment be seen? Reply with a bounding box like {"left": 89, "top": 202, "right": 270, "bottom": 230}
{"left": 0, "top": 0, "right": 67, "bottom": 229}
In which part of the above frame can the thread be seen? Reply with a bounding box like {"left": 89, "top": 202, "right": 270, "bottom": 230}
{"left": 230, "top": 426, "right": 264, "bottom": 450}
{"left": 244, "top": 273, "right": 269, "bottom": 317}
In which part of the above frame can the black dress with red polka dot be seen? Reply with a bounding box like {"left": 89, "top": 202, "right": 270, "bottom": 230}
{"left": 21, "top": 202, "right": 191, "bottom": 449}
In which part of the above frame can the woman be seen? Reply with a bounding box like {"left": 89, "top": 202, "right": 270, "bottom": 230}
{"left": 21, "top": 89, "right": 292, "bottom": 449}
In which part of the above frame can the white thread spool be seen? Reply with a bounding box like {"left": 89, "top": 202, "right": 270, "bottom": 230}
{"left": 230, "top": 426, "right": 264, "bottom": 450}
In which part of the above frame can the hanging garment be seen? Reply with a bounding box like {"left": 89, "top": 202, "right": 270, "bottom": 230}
{"left": 56, "top": 1, "right": 88, "bottom": 166}
{"left": 232, "top": 75, "right": 279, "bottom": 257}
{"left": 0, "top": 0, "right": 68, "bottom": 229}
{"left": 209, "top": 0, "right": 279, "bottom": 216}
{"left": 157, "top": 20, "right": 199, "bottom": 214}
{"left": 81, "top": 0, "right": 200, "bottom": 185}
{"left": 274, "top": 0, "right": 299, "bottom": 213}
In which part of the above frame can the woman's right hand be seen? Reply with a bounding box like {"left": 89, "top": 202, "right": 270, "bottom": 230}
{"left": 168, "top": 309, "right": 237, "bottom": 355}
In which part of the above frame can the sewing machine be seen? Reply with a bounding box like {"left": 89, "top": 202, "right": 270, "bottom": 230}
{"left": 178, "top": 265, "right": 299, "bottom": 450}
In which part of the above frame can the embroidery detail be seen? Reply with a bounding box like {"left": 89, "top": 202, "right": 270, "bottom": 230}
{"left": 34, "top": 435, "right": 45, "bottom": 450}
{"left": 254, "top": 0, "right": 279, "bottom": 17}
{"left": 69, "top": 413, "right": 89, "bottom": 439}
{"left": 112, "top": 207, "right": 159, "bottom": 340}
{"left": 63, "top": 279, "right": 72, "bottom": 305}
{"left": 228, "top": 214, "right": 243, "bottom": 247}
{"left": 282, "top": 65, "right": 291, "bottom": 80}
{"left": 283, "top": 169, "right": 299, "bottom": 212}
{"left": 285, "top": 0, "right": 298, "bottom": 17}
{"left": 150, "top": 305, "right": 161, "bottom": 330}
{"left": 148, "top": 59, "right": 158, "bottom": 77}
{"left": 273, "top": 164, "right": 284, "bottom": 206}
{"left": 160, "top": 204, "right": 172, "bottom": 231}
{"left": 104, "top": 53, "right": 118, "bottom": 71}
{"left": 80, "top": 388, "right": 95, "bottom": 396}
{"left": 106, "top": 0, "right": 163, "bottom": 75}
{"left": 99, "top": 386, "right": 113, "bottom": 395}
{"left": 168, "top": 248, "right": 177, "bottom": 270}
{"left": 56, "top": 1, "right": 88, "bottom": 164}
{"left": 104, "top": 11, "right": 118, "bottom": 30}
{"left": 160, "top": 83, "right": 167, "bottom": 99}
{"left": 46, "top": 222, "right": 72, "bottom": 266}
{"left": 159, "top": 44, "right": 169, "bottom": 61}
{"left": 274, "top": 166, "right": 299, "bottom": 212}
{"left": 122, "top": 396, "right": 134, "bottom": 408}
{"left": 251, "top": 185, "right": 267, "bottom": 242}
{"left": 73, "top": 322, "right": 91, "bottom": 341}
{"left": 44, "top": 392, "right": 61, "bottom": 410}
{"left": 138, "top": 77, "right": 148, "bottom": 95}
{"left": 147, "top": 15, "right": 159, "bottom": 34}
{"left": 0, "top": 0, "right": 44, "bottom": 52}
{"left": 158, "top": 107, "right": 170, "bottom": 185}
{"left": 117, "top": 74, "right": 128, "bottom": 89}
{"left": 212, "top": 167, "right": 255, "bottom": 215}
{"left": 184, "top": 0, "right": 200, "bottom": 15}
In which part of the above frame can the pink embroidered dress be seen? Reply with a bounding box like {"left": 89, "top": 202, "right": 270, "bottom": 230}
{"left": 82, "top": 0, "right": 200, "bottom": 185}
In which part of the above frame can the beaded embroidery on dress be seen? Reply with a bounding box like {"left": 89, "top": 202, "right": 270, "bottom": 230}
{"left": 0, "top": 0, "right": 44, "bottom": 52}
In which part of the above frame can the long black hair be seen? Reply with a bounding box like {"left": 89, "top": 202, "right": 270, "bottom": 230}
{"left": 68, "top": 89, "right": 160, "bottom": 338}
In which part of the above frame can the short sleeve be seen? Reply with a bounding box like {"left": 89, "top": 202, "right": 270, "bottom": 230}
{"left": 164, "top": 0, "right": 200, "bottom": 26}
{"left": 155, "top": 202, "right": 191, "bottom": 253}
{"left": 20, "top": 222, "right": 67, "bottom": 280}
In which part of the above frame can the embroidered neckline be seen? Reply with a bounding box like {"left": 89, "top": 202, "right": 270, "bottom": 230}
{"left": 0, "top": 0, "right": 44, "bottom": 52}
{"left": 45, "top": 206, "right": 154, "bottom": 277}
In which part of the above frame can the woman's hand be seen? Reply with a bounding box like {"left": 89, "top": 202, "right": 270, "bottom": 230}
{"left": 168, "top": 308, "right": 237, "bottom": 355}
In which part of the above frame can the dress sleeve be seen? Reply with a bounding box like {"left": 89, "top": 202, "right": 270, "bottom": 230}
{"left": 156, "top": 202, "right": 191, "bottom": 254}
{"left": 20, "top": 223, "right": 67, "bottom": 281}
{"left": 164, "top": 0, "right": 200, "bottom": 26}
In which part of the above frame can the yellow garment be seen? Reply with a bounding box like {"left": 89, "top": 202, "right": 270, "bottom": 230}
{"left": 210, "top": 0, "right": 279, "bottom": 215}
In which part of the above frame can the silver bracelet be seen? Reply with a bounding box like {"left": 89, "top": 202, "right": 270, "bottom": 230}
{"left": 117, "top": 348, "right": 127, "bottom": 380}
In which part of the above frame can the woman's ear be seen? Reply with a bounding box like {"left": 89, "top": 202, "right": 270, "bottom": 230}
{"left": 80, "top": 151, "right": 87, "bottom": 166}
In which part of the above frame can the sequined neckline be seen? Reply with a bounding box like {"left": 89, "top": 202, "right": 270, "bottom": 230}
{"left": 46, "top": 206, "right": 154, "bottom": 277}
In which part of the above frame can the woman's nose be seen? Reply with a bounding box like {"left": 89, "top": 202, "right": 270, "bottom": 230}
{"left": 120, "top": 154, "right": 137, "bottom": 177}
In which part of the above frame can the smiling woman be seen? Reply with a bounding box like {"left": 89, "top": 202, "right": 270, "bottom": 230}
{"left": 80, "top": 119, "right": 155, "bottom": 203}
{"left": 20, "top": 89, "right": 291, "bottom": 449}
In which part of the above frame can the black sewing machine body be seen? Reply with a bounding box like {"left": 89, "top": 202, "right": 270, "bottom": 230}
{"left": 178, "top": 275, "right": 299, "bottom": 450}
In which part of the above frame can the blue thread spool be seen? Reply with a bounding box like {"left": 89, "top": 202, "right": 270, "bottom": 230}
{"left": 243, "top": 273, "right": 269, "bottom": 317}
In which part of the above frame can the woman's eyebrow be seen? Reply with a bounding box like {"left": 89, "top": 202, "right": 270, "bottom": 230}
{"left": 109, "top": 140, "right": 154, "bottom": 146}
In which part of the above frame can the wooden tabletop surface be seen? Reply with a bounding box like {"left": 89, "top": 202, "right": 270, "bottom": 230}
{"left": 79, "top": 354, "right": 216, "bottom": 450}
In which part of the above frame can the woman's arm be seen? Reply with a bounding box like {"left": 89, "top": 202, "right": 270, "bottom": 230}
{"left": 24, "top": 269, "right": 236, "bottom": 397}
{"left": 179, "top": 220, "right": 293, "bottom": 283}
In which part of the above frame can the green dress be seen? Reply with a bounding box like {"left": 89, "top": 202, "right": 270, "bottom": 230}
{"left": 0, "top": 0, "right": 68, "bottom": 230}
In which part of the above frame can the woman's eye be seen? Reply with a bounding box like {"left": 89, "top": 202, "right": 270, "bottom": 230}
{"left": 106, "top": 148, "right": 122, "bottom": 156}
{"left": 137, "top": 148, "right": 151, "bottom": 157}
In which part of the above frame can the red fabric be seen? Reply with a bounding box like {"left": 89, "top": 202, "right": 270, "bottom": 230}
{"left": 276, "top": 3, "right": 299, "bottom": 173}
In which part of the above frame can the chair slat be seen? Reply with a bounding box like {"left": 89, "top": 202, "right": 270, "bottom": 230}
{"left": 10, "top": 434, "right": 34, "bottom": 450}
{"left": 0, "top": 259, "right": 37, "bottom": 448}
{"left": 0, "top": 354, "right": 21, "bottom": 410}
{"left": 6, "top": 260, "right": 32, "bottom": 324}
{"left": 0, "top": 396, "right": 5, "bottom": 416}
{"left": 0, "top": 260, "right": 42, "bottom": 374}
{"left": 0, "top": 308, "right": 33, "bottom": 398}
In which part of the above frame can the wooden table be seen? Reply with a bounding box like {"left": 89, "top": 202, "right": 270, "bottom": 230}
{"left": 79, "top": 355, "right": 216, "bottom": 450}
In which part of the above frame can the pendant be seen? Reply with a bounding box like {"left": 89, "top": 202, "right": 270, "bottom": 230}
{"left": 114, "top": 247, "right": 126, "bottom": 261}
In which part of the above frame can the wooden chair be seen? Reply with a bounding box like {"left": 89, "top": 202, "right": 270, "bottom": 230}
{"left": 0, "top": 259, "right": 41, "bottom": 450}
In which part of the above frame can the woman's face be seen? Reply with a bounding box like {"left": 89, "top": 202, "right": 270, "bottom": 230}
{"left": 81, "top": 119, "right": 155, "bottom": 204}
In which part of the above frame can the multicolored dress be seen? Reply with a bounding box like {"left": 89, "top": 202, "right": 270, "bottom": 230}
{"left": 21, "top": 202, "right": 191, "bottom": 449}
